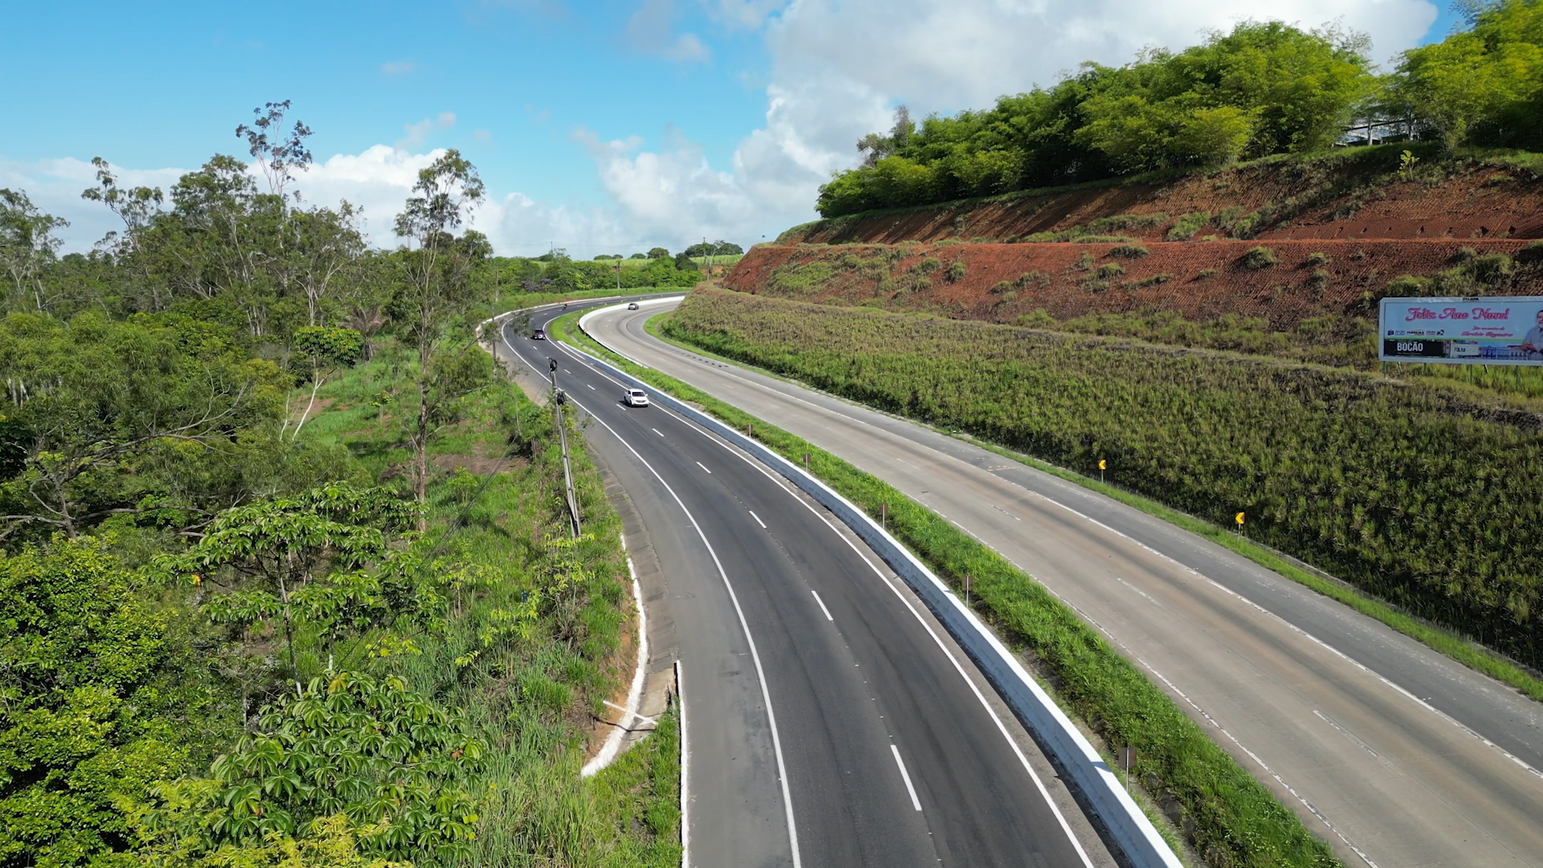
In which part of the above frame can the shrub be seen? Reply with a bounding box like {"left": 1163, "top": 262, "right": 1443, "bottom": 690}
{"left": 1016, "top": 271, "right": 1051, "bottom": 288}
{"left": 915, "top": 257, "right": 943, "bottom": 275}
{"left": 1452, "top": 246, "right": 1478, "bottom": 263}
{"left": 1075, "top": 252, "right": 1096, "bottom": 271}
{"left": 1306, "top": 251, "right": 1330, "bottom": 266}
{"left": 1307, "top": 269, "right": 1330, "bottom": 293}
{"left": 998, "top": 290, "right": 1019, "bottom": 303}
{"left": 1166, "top": 211, "right": 1211, "bottom": 241}
{"left": 946, "top": 261, "right": 968, "bottom": 282}
{"left": 1194, "top": 268, "right": 1219, "bottom": 281}
{"left": 1096, "top": 263, "right": 1126, "bottom": 279}
{"left": 1015, "top": 309, "right": 1058, "bottom": 328}
{"left": 991, "top": 280, "right": 1014, "bottom": 295}
{"left": 1469, "top": 254, "right": 1513, "bottom": 285}
{"left": 1517, "top": 240, "right": 1543, "bottom": 264}
{"left": 1109, "top": 244, "right": 1149, "bottom": 259}
{"left": 1088, "top": 212, "right": 1169, "bottom": 233}
{"left": 1133, "top": 273, "right": 1175, "bottom": 288}
{"left": 1239, "top": 246, "right": 1278, "bottom": 270}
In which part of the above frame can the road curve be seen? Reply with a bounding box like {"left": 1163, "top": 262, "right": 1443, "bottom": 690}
{"left": 498, "top": 301, "right": 1117, "bottom": 868}
{"left": 587, "top": 297, "right": 1543, "bottom": 868}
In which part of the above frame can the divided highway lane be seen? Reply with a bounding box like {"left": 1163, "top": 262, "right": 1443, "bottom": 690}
{"left": 588, "top": 298, "right": 1543, "bottom": 868}
{"left": 500, "top": 303, "right": 1114, "bottom": 868}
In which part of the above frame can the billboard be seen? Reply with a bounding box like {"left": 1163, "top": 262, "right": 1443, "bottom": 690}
{"left": 1379, "top": 296, "right": 1543, "bottom": 366}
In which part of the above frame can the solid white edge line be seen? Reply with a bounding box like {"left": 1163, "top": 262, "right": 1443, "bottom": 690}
{"left": 696, "top": 461, "right": 712, "bottom": 474}
{"left": 811, "top": 590, "right": 834, "bottom": 622}
{"left": 890, "top": 744, "right": 923, "bottom": 812}
{"left": 749, "top": 510, "right": 767, "bottom": 529}
{"left": 653, "top": 427, "right": 664, "bottom": 436}
{"left": 570, "top": 325, "right": 1095, "bottom": 868}
{"left": 521, "top": 365, "right": 801, "bottom": 868}
{"left": 679, "top": 659, "right": 690, "bottom": 868}
{"left": 582, "top": 540, "right": 649, "bottom": 778}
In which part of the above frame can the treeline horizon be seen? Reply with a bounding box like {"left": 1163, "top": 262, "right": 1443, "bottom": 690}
{"left": 818, "top": 1, "right": 1543, "bottom": 217}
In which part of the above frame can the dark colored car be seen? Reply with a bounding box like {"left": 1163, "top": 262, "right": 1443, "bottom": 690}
{"left": 627, "top": 302, "right": 640, "bottom": 310}
{"left": 532, "top": 329, "right": 547, "bottom": 340}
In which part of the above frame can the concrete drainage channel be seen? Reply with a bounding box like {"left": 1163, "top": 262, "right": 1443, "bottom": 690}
{"left": 575, "top": 302, "right": 1182, "bottom": 868}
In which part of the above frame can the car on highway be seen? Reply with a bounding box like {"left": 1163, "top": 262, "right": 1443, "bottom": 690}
{"left": 622, "top": 388, "right": 650, "bottom": 407}
{"left": 532, "top": 328, "right": 547, "bottom": 340}
{"left": 627, "top": 302, "right": 640, "bottom": 310}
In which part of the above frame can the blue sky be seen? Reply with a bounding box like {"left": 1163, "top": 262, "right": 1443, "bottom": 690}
{"left": 1, "top": 0, "right": 1459, "bottom": 256}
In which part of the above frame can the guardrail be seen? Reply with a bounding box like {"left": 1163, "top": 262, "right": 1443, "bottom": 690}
{"left": 575, "top": 304, "right": 1182, "bottom": 868}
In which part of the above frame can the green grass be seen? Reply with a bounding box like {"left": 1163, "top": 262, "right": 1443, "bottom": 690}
{"left": 553, "top": 310, "right": 1339, "bottom": 868}
{"left": 294, "top": 336, "right": 679, "bottom": 867}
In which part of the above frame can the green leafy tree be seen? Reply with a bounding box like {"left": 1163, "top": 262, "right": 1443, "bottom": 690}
{"left": 645, "top": 247, "right": 669, "bottom": 259}
{"left": 0, "top": 313, "right": 289, "bottom": 542}
{"left": 286, "top": 327, "right": 364, "bottom": 441}
{"left": 133, "top": 672, "right": 482, "bottom": 864}
{"left": 153, "top": 485, "right": 424, "bottom": 684}
{"left": 391, "top": 151, "right": 487, "bottom": 521}
{"left": 0, "top": 536, "right": 220, "bottom": 868}
{"left": 0, "top": 189, "right": 70, "bottom": 314}
{"left": 1392, "top": 2, "right": 1543, "bottom": 150}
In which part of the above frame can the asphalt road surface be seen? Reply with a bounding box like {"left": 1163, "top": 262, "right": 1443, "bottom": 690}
{"left": 498, "top": 301, "right": 1118, "bottom": 868}
{"left": 584, "top": 296, "right": 1543, "bottom": 868}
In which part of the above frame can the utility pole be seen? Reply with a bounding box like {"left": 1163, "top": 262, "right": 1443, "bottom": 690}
{"left": 548, "top": 358, "right": 582, "bottom": 538}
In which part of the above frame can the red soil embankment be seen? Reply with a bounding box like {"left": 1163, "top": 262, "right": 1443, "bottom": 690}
{"left": 724, "top": 239, "right": 1543, "bottom": 331}
{"left": 780, "top": 161, "right": 1543, "bottom": 246}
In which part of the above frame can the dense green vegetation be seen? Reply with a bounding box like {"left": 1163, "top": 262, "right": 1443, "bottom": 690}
{"left": 557, "top": 311, "right": 1339, "bottom": 868}
{"left": 664, "top": 288, "right": 1543, "bottom": 669}
{"left": 818, "top": 3, "right": 1543, "bottom": 217}
{"left": 0, "top": 104, "right": 678, "bottom": 866}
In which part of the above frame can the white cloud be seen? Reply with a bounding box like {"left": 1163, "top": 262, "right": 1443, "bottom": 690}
{"left": 0, "top": 155, "right": 186, "bottom": 253}
{"left": 566, "top": 0, "right": 1440, "bottom": 250}
{"left": 626, "top": 0, "right": 711, "bottom": 62}
{"left": 381, "top": 59, "right": 417, "bottom": 75}
{"left": 395, "top": 112, "right": 457, "bottom": 150}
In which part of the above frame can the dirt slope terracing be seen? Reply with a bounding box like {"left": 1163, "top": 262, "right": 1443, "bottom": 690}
{"left": 779, "top": 152, "right": 1543, "bottom": 246}
{"left": 724, "top": 239, "right": 1543, "bottom": 333}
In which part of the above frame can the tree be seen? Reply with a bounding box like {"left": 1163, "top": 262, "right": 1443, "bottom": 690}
{"left": 628, "top": 252, "right": 646, "bottom": 259}
{"left": 0, "top": 537, "right": 217, "bottom": 868}
{"left": 645, "top": 246, "right": 669, "bottom": 259}
{"left": 154, "top": 485, "right": 423, "bottom": 684}
{"left": 200, "top": 672, "right": 483, "bottom": 861}
{"left": 286, "top": 327, "right": 363, "bottom": 440}
{"left": 392, "top": 151, "right": 487, "bottom": 523}
{"left": 673, "top": 250, "right": 697, "bottom": 271}
{"left": 0, "top": 189, "right": 69, "bottom": 313}
{"left": 236, "top": 101, "right": 313, "bottom": 207}
{"left": 0, "top": 313, "right": 289, "bottom": 542}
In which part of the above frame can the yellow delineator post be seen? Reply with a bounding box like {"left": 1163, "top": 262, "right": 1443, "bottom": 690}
{"left": 1235, "top": 512, "right": 1245, "bottom": 534}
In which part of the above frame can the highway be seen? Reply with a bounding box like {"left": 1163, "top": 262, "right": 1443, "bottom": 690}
{"left": 497, "top": 300, "right": 1117, "bottom": 868}
{"left": 584, "top": 296, "right": 1543, "bottom": 868}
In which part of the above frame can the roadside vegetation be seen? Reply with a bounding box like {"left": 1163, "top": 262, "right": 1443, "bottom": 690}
{"left": 818, "top": 2, "right": 1543, "bottom": 216}
{"left": 0, "top": 102, "right": 678, "bottom": 867}
{"left": 554, "top": 309, "right": 1339, "bottom": 868}
{"left": 661, "top": 288, "right": 1543, "bottom": 677}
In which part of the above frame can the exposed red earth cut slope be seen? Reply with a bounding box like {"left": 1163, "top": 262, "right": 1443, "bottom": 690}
{"left": 723, "top": 240, "right": 1543, "bottom": 332}
{"left": 778, "top": 159, "right": 1543, "bottom": 246}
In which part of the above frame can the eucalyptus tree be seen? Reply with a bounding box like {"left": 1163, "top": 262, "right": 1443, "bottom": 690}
{"left": 391, "top": 150, "right": 489, "bottom": 521}
{"left": 0, "top": 188, "right": 69, "bottom": 313}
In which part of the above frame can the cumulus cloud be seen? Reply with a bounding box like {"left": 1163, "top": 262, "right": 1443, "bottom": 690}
{"left": 0, "top": 155, "right": 186, "bottom": 253}
{"left": 626, "top": 0, "right": 711, "bottom": 62}
{"left": 576, "top": 0, "right": 1439, "bottom": 248}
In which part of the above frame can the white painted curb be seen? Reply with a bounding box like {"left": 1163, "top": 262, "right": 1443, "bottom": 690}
{"left": 574, "top": 304, "right": 1182, "bottom": 868}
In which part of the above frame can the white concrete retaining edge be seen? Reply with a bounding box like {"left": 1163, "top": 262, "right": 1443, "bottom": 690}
{"left": 573, "top": 304, "right": 1182, "bottom": 868}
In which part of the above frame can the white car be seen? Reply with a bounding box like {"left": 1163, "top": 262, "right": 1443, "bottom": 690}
{"left": 623, "top": 388, "right": 650, "bottom": 407}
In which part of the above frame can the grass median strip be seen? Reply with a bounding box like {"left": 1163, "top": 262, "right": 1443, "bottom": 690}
{"left": 552, "top": 310, "right": 1340, "bottom": 868}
